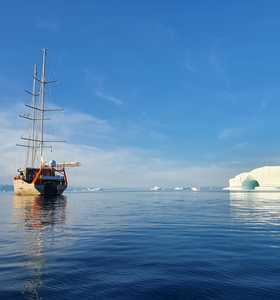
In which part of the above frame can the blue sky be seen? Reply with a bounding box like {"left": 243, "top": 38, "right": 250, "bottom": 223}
{"left": 1, "top": 1, "right": 280, "bottom": 186}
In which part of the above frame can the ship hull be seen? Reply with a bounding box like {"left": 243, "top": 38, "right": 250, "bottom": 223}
{"left": 13, "top": 179, "right": 67, "bottom": 196}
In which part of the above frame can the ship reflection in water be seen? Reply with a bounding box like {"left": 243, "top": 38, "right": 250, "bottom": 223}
{"left": 230, "top": 192, "right": 280, "bottom": 225}
{"left": 12, "top": 195, "right": 67, "bottom": 300}
{"left": 13, "top": 195, "right": 67, "bottom": 229}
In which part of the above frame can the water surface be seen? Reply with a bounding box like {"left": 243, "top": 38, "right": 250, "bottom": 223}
{"left": 1, "top": 191, "right": 280, "bottom": 299}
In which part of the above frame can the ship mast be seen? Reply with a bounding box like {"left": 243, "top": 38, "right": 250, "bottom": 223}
{"left": 18, "top": 49, "right": 65, "bottom": 167}
{"left": 31, "top": 64, "right": 38, "bottom": 167}
{"left": 17, "top": 63, "right": 39, "bottom": 168}
{"left": 39, "top": 48, "right": 47, "bottom": 159}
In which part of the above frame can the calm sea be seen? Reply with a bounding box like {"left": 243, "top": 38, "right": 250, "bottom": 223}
{"left": 1, "top": 191, "right": 280, "bottom": 299}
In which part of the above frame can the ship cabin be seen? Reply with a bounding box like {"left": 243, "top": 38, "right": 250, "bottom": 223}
{"left": 15, "top": 166, "right": 66, "bottom": 185}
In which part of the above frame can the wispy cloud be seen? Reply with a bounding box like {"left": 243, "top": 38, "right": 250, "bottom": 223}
{"left": 36, "top": 18, "right": 60, "bottom": 32}
{"left": 83, "top": 69, "right": 124, "bottom": 106}
{"left": 230, "top": 142, "right": 249, "bottom": 152}
{"left": 218, "top": 128, "right": 243, "bottom": 140}
{"left": 259, "top": 99, "right": 269, "bottom": 111}
{"left": 95, "top": 89, "right": 124, "bottom": 106}
{"left": 184, "top": 51, "right": 196, "bottom": 73}
{"left": 209, "top": 40, "right": 231, "bottom": 90}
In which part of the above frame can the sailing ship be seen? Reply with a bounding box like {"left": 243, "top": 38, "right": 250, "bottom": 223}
{"left": 14, "top": 49, "right": 80, "bottom": 196}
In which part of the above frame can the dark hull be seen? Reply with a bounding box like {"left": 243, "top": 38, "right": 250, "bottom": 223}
{"left": 35, "top": 181, "right": 67, "bottom": 195}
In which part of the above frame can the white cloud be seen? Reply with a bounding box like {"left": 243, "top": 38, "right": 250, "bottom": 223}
{"left": 47, "top": 110, "right": 112, "bottom": 143}
{"left": 95, "top": 89, "right": 124, "bottom": 106}
{"left": 218, "top": 128, "right": 243, "bottom": 140}
{"left": 0, "top": 106, "right": 240, "bottom": 187}
{"left": 51, "top": 142, "right": 239, "bottom": 187}
{"left": 83, "top": 69, "right": 124, "bottom": 106}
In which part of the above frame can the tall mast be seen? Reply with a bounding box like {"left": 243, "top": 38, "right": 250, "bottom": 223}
{"left": 18, "top": 49, "right": 65, "bottom": 166}
{"left": 31, "top": 64, "right": 37, "bottom": 167}
{"left": 39, "top": 48, "right": 47, "bottom": 159}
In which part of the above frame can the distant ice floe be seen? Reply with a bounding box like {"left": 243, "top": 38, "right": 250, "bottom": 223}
{"left": 149, "top": 186, "right": 201, "bottom": 192}
{"left": 174, "top": 186, "right": 185, "bottom": 191}
{"left": 225, "top": 166, "right": 280, "bottom": 192}
{"left": 87, "top": 187, "right": 103, "bottom": 192}
{"left": 150, "top": 186, "right": 161, "bottom": 191}
{"left": 173, "top": 186, "right": 199, "bottom": 192}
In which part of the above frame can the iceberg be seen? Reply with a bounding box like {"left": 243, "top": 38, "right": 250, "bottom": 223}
{"left": 224, "top": 166, "right": 280, "bottom": 191}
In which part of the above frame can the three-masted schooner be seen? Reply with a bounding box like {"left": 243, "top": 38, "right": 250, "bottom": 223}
{"left": 14, "top": 49, "right": 80, "bottom": 196}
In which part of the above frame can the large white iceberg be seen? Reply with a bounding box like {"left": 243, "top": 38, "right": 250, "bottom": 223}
{"left": 225, "top": 166, "right": 280, "bottom": 191}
